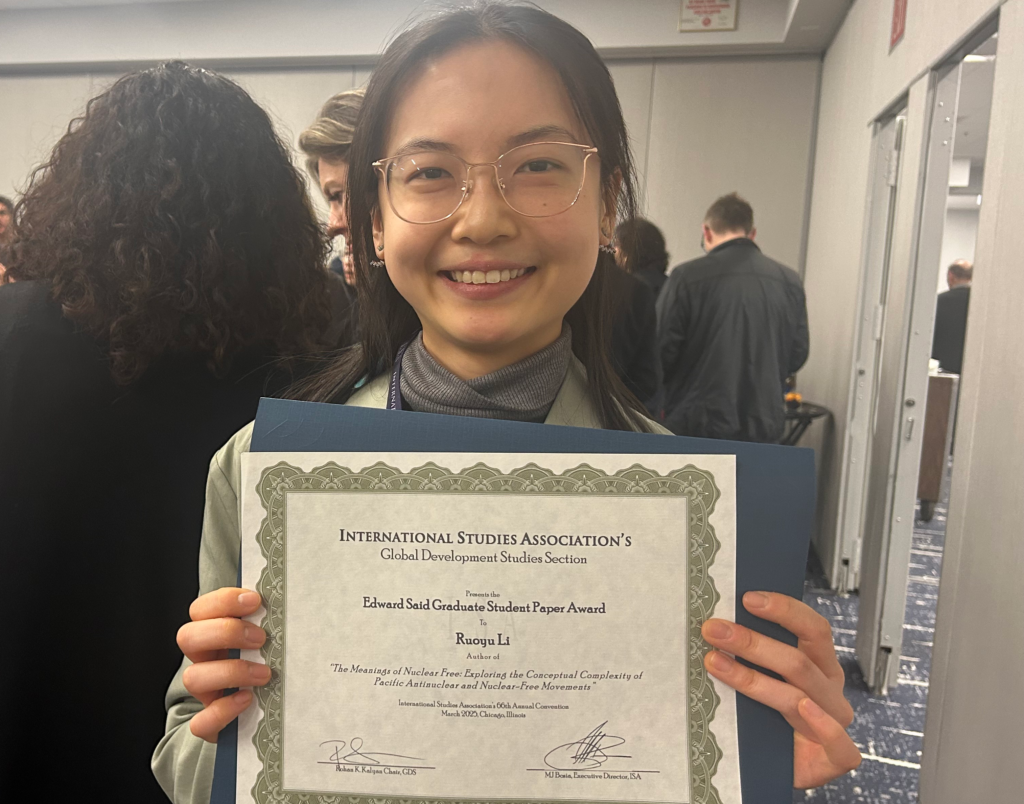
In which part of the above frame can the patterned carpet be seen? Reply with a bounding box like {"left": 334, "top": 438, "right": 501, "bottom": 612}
{"left": 795, "top": 466, "right": 949, "bottom": 803}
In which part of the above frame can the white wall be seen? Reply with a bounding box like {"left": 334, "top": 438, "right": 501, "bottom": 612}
{"left": 799, "top": 0, "right": 1005, "bottom": 574}
{"left": 0, "top": 73, "right": 103, "bottom": 199}
{"left": 938, "top": 207, "right": 980, "bottom": 291}
{"left": 642, "top": 56, "right": 820, "bottom": 271}
{"left": 0, "top": 56, "right": 820, "bottom": 273}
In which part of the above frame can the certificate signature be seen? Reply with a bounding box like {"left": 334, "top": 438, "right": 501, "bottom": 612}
{"left": 318, "top": 738, "right": 433, "bottom": 770}
{"left": 543, "top": 721, "right": 631, "bottom": 771}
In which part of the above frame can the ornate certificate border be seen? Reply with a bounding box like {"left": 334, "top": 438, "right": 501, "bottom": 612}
{"left": 250, "top": 460, "right": 725, "bottom": 804}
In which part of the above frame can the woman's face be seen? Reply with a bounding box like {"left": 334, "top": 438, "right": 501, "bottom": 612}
{"left": 319, "top": 158, "right": 357, "bottom": 285}
{"left": 374, "top": 40, "right": 614, "bottom": 375}
{"left": 319, "top": 158, "right": 349, "bottom": 241}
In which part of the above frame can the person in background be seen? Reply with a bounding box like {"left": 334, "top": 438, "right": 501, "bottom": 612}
{"left": 0, "top": 195, "right": 14, "bottom": 245}
{"left": 609, "top": 238, "right": 661, "bottom": 411}
{"left": 656, "top": 192, "right": 809, "bottom": 442}
{"left": 0, "top": 62, "right": 333, "bottom": 800}
{"left": 0, "top": 195, "right": 14, "bottom": 279}
{"left": 332, "top": 236, "right": 358, "bottom": 287}
{"left": 932, "top": 259, "right": 972, "bottom": 375}
{"left": 298, "top": 88, "right": 365, "bottom": 346}
{"left": 614, "top": 216, "right": 669, "bottom": 300}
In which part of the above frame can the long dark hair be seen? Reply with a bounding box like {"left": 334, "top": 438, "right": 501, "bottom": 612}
{"left": 615, "top": 217, "right": 669, "bottom": 276}
{"left": 7, "top": 62, "right": 332, "bottom": 385}
{"left": 293, "top": 2, "right": 649, "bottom": 431}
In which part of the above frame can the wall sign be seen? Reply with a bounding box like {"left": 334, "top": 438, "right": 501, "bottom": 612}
{"left": 679, "top": 0, "right": 738, "bottom": 32}
{"left": 891, "top": 0, "right": 908, "bottom": 48}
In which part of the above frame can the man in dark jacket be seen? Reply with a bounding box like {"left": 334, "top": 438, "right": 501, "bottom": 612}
{"left": 656, "top": 193, "right": 809, "bottom": 442}
{"left": 931, "top": 259, "right": 972, "bottom": 374}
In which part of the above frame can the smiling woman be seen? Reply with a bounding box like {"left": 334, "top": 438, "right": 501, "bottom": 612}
{"left": 154, "top": 5, "right": 858, "bottom": 802}
{"left": 286, "top": 3, "right": 646, "bottom": 428}
{"left": 368, "top": 38, "right": 615, "bottom": 385}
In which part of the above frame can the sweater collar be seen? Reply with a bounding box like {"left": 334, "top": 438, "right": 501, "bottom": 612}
{"left": 398, "top": 324, "right": 573, "bottom": 422}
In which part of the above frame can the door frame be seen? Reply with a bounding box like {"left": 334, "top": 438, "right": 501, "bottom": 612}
{"left": 832, "top": 109, "right": 907, "bottom": 593}
{"left": 855, "top": 62, "right": 961, "bottom": 692}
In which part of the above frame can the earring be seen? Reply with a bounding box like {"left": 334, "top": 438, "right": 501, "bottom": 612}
{"left": 599, "top": 244, "right": 616, "bottom": 256}
{"left": 376, "top": 243, "right": 384, "bottom": 252}
{"left": 370, "top": 259, "right": 385, "bottom": 268}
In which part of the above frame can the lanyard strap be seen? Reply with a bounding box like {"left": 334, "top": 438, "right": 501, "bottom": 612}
{"left": 386, "top": 340, "right": 413, "bottom": 411}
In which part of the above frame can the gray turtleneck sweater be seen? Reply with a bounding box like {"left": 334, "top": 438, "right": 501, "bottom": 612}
{"left": 399, "top": 324, "right": 573, "bottom": 423}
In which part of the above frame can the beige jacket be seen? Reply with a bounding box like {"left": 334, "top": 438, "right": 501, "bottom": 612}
{"left": 151, "top": 359, "right": 668, "bottom": 803}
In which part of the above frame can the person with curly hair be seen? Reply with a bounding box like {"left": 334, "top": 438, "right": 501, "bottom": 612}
{"left": 0, "top": 62, "right": 334, "bottom": 800}
{"left": 299, "top": 87, "right": 365, "bottom": 344}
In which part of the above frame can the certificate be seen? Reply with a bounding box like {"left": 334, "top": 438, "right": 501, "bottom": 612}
{"left": 237, "top": 451, "right": 742, "bottom": 804}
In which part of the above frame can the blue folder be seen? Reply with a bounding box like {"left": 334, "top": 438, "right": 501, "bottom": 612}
{"left": 212, "top": 398, "right": 815, "bottom": 804}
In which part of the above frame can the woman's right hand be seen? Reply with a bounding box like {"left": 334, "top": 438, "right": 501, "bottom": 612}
{"left": 176, "top": 587, "right": 270, "bottom": 742}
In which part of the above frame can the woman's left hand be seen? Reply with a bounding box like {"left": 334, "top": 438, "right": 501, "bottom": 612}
{"left": 701, "top": 591, "right": 861, "bottom": 789}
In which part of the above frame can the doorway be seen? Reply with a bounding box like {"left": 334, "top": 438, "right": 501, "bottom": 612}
{"left": 831, "top": 108, "right": 907, "bottom": 596}
{"left": 855, "top": 27, "right": 997, "bottom": 696}
{"left": 805, "top": 24, "right": 998, "bottom": 804}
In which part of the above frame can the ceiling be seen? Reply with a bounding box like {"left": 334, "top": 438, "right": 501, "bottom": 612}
{"left": 0, "top": 0, "right": 206, "bottom": 7}
{"left": 782, "top": 0, "right": 854, "bottom": 53}
{"left": 0, "top": 0, "right": 854, "bottom": 55}
{"left": 952, "top": 34, "right": 998, "bottom": 163}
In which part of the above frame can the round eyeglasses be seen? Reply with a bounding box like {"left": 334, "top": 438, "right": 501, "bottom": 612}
{"left": 373, "top": 141, "right": 598, "bottom": 225}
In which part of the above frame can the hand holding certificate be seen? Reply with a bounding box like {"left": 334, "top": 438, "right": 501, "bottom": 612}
{"left": 701, "top": 593, "right": 860, "bottom": 789}
{"left": 176, "top": 405, "right": 860, "bottom": 804}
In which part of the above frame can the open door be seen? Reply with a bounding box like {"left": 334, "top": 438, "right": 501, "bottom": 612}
{"left": 855, "top": 63, "right": 961, "bottom": 693}
{"left": 831, "top": 111, "right": 906, "bottom": 594}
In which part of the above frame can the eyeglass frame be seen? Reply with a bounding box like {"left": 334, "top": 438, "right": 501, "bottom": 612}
{"left": 372, "top": 141, "right": 599, "bottom": 225}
